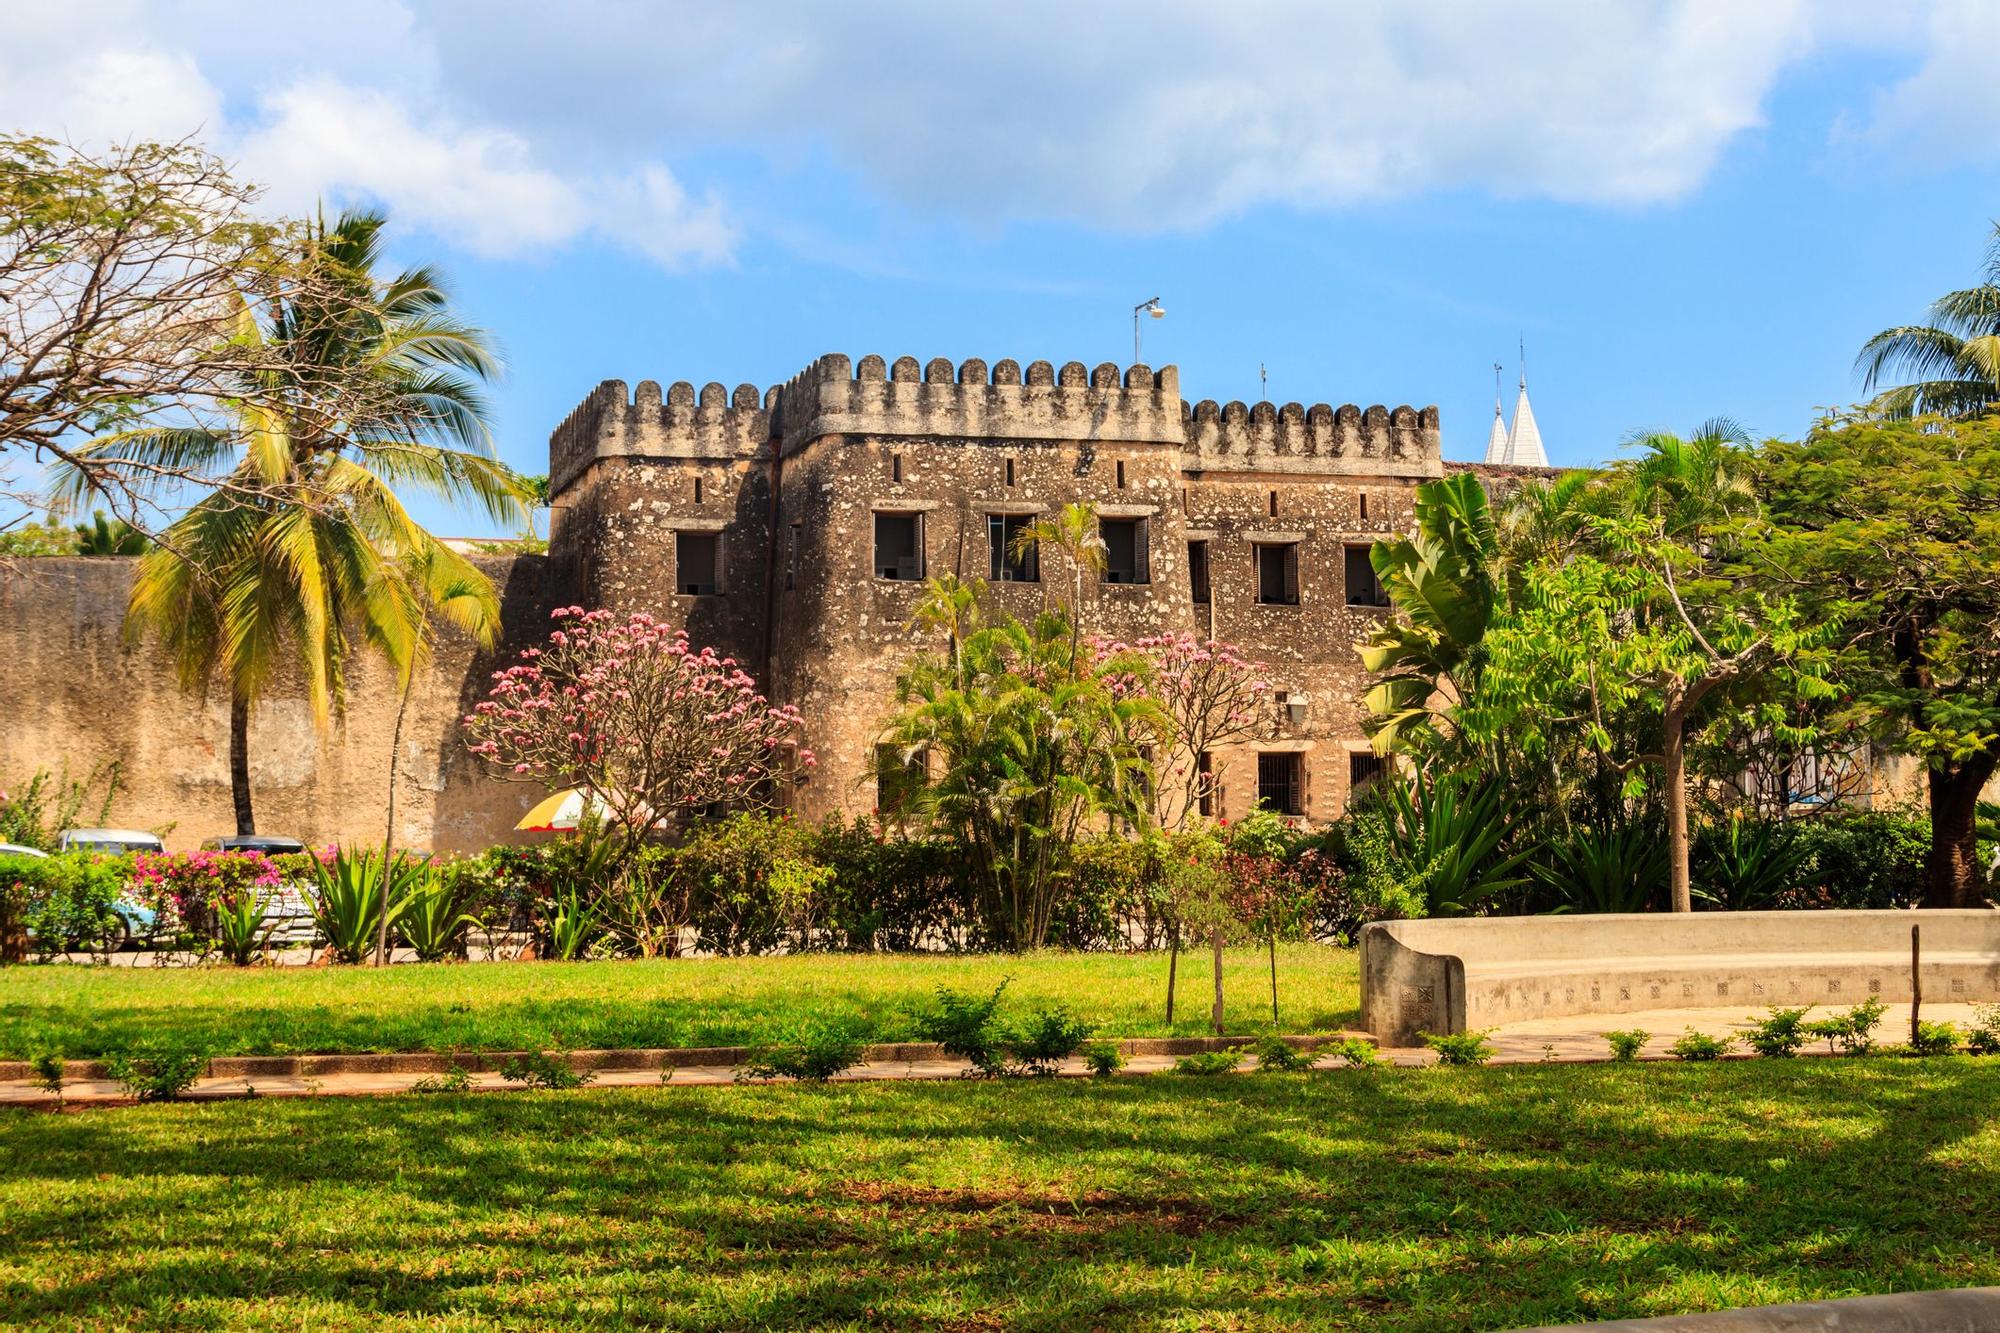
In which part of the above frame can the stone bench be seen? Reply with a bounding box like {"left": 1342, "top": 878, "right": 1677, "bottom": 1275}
{"left": 1360, "top": 910, "right": 2000, "bottom": 1046}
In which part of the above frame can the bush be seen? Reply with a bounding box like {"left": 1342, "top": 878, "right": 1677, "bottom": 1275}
{"left": 307, "top": 847, "right": 420, "bottom": 963}
{"left": 1010, "top": 1007, "right": 1093, "bottom": 1075}
{"left": 1081, "top": 1041, "right": 1125, "bottom": 1077}
{"left": 1537, "top": 825, "right": 1666, "bottom": 914}
{"left": 738, "top": 1020, "right": 867, "bottom": 1083}
{"left": 1783, "top": 810, "right": 1930, "bottom": 910}
{"left": 131, "top": 849, "right": 282, "bottom": 947}
{"left": 398, "top": 866, "right": 485, "bottom": 962}
{"left": 1744, "top": 1006, "right": 1814, "bottom": 1058}
{"left": 1694, "top": 817, "right": 1810, "bottom": 910}
{"left": 1910, "top": 1021, "right": 1961, "bottom": 1057}
{"left": 409, "top": 1064, "right": 474, "bottom": 1094}
{"left": 105, "top": 1047, "right": 208, "bottom": 1101}
{"left": 1421, "top": 1029, "right": 1495, "bottom": 1067}
{"left": 1603, "top": 1029, "right": 1650, "bottom": 1061}
{"left": 1325, "top": 1036, "right": 1383, "bottom": 1069}
{"left": 1252, "top": 1035, "right": 1314, "bottom": 1072}
{"left": 0, "top": 851, "right": 129, "bottom": 960}
{"left": 1803, "top": 997, "right": 1885, "bottom": 1056}
{"left": 916, "top": 981, "right": 1012, "bottom": 1077}
{"left": 30, "top": 1051, "right": 65, "bottom": 1097}
{"left": 1174, "top": 1049, "right": 1244, "bottom": 1076}
{"left": 1669, "top": 1030, "right": 1732, "bottom": 1061}
{"left": 500, "top": 1045, "right": 596, "bottom": 1090}
{"left": 1969, "top": 1005, "right": 2000, "bottom": 1056}
{"left": 0, "top": 761, "right": 123, "bottom": 853}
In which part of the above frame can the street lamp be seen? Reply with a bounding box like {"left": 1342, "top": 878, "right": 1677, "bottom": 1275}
{"left": 1133, "top": 296, "right": 1165, "bottom": 364}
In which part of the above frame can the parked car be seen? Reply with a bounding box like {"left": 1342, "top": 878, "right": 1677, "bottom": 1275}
{"left": 3, "top": 840, "right": 155, "bottom": 950}
{"left": 201, "top": 834, "right": 317, "bottom": 944}
{"left": 57, "top": 828, "right": 165, "bottom": 855}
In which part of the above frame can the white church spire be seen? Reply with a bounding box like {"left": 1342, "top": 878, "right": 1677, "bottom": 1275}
{"left": 1483, "top": 361, "right": 1510, "bottom": 464}
{"left": 1505, "top": 341, "right": 1548, "bottom": 468}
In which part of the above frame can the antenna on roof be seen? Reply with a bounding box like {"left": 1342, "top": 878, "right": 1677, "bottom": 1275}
{"left": 1519, "top": 334, "right": 1527, "bottom": 389}
{"left": 1494, "top": 361, "right": 1503, "bottom": 410}
{"left": 1260, "top": 362, "right": 1267, "bottom": 402}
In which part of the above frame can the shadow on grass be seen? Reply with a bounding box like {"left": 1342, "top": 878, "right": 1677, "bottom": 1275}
{"left": 3, "top": 1060, "right": 1995, "bottom": 1328}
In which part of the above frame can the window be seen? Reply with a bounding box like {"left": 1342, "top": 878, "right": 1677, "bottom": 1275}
{"left": 988, "top": 513, "right": 1039, "bottom": 582}
{"left": 891, "top": 453, "right": 903, "bottom": 484}
{"left": 676, "top": 532, "right": 719, "bottom": 595}
{"left": 875, "top": 744, "right": 924, "bottom": 816}
{"left": 1255, "top": 542, "right": 1300, "bottom": 605}
{"left": 1196, "top": 751, "right": 1215, "bottom": 817}
{"left": 1004, "top": 458, "right": 1016, "bottom": 487}
{"left": 874, "top": 512, "right": 924, "bottom": 580}
{"left": 1188, "top": 540, "right": 1211, "bottom": 605}
{"left": 1115, "top": 459, "right": 1127, "bottom": 489}
{"left": 1102, "top": 517, "right": 1149, "bottom": 584}
{"left": 1269, "top": 490, "right": 1279, "bottom": 517}
{"left": 693, "top": 476, "right": 703, "bottom": 504}
{"left": 785, "top": 522, "right": 801, "bottom": 590}
{"left": 1257, "top": 752, "right": 1304, "bottom": 817}
{"left": 1349, "top": 751, "right": 1387, "bottom": 798}
{"left": 1345, "top": 544, "right": 1389, "bottom": 607}
{"left": 1359, "top": 492, "right": 1368, "bottom": 522}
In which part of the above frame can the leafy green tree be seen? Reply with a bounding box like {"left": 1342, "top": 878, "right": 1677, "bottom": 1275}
{"left": 1856, "top": 223, "right": 2000, "bottom": 419}
{"left": 1757, "top": 413, "right": 2000, "bottom": 906}
{"left": 71, "top": 511, "right": 147, "bottom": 555}
{"left": 54, "top": 209, "right": 523, "bottom": 834}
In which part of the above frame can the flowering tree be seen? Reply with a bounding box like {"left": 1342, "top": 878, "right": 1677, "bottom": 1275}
{"left": 463, "top": 607, "right": 813, "bottom": 846}
{"left": 1112, "top": 632, "right": 1270, "bottom": 827}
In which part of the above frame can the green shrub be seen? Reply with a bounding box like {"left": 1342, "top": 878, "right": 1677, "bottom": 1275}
{"left": 1695, "top": 817, "right": 1810, "bottom": 910}
{"left": 1252, "top": 1036, "right": 1315, "bottom": 1072}
{"left": 1325, "top": 1036, "right": 1383, "bottom": 1069}
{"left": 105, "top": 1047, "right": 208, "bottom": 1101}
{"left": 737, "top": 1020, "right": 867, "bottom": 1083}
{"left": 1603, "top": 1029, "right": 1650, "bottom": 1061}
{"left": 1803, "top": 996, "right": 1885, "bottom": 1056}
{"left": 1669, "top": 1030, "right": 1732, "bottom": 1061}
{"left": 30, "top": 1051, "right": 64, "bottom": 1097}
{"left": 0, "top": 851, "right": 128, "bottom": 960}
{"left": 0, "top": 761, "right": 122, "bottom": 853}
{"left": 916, "top": 980, "right": 1012, "bottom": 1077}
{"left": 409, "top": 1064, "right": 475, "bottom": 1094}
{"left": 1081, "top": 1041, "right": 1125, "bottom": 1077}
{"left": 1910, "top": 1021, "right": 1961, "bottom": 1057}
{"left": 1744, "top": 1006, "right": 1814, "bottom": 1058}
{"left": 500, "top": 1045, "right": 596, "bottom": 1090}
{"left": 1421, "top": 1029, "right": 1495, "bottom": 1067}
{"left": 398, "top": 867, "right": 485, "bottom": 962}
{"left": 1009, "top": 1006, "right": 1093, "bottom": 1075}
{"left": 1538, "top": 826, "right": 1666, "bottom": 914}
{"left": 308, "top": 847, "right": 419, "bottom": 963}
{"left": 1968, "top": 1005, "right": 2000, "bottom": 1056}
{"left": 1784, "top": 810, "right": 1930, "bottom": 910}
{"left": 1174, "top": 1049, "right": 1244, "bottom": 1076}
{"left": 210, "top": 887, "right": 274, "bottom": 966}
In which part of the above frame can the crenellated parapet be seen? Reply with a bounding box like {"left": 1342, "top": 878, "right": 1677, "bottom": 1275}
{"left": 771, "top": 353, "right": 1185, "bottom": 456}
{"left": 548, "top": 377, "right": 776, "bottom": 496}
{"left": 1183, "top": 400, "right": 1442, "bottom": 478}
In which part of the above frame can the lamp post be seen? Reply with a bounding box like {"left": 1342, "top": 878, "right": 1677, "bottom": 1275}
{"left": 1133, "top": 296, "right": 1165, "bottom": 364}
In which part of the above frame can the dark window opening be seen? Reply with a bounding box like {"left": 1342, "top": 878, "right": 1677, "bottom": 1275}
{"left": 1196, "top": 751, "right": 1215, "bottom": 817}
{"left": 875, "top": 744, "right": 924, "bottom": 816}
{"left": 1349, "top": 751, "right": 1387, "bottom": 798}
{"left": 1345, "top": 544, "right": 1390, "bottom": 607}
{"left": 1102, "top": 517, "right": 1149, "bottom": 584}
{"left": 1359, "top": 492, "right": 1369, "bottom": 521}
{"left": 891, "top": 454, "right": 903, "bottom": 484}
{"left": 874, "top": 512, "right": 924, "bottom": 580}
{"left": 1115, "top": 459, "right": 1127, "bottom": 489}
{"left": 785, "top": 522, "right": 801, "bottom": 590}
{"left": 988, "top": 513, "right": 1039, "bottom": 582}
{"left": 1269, "top": 490, "right": 1279, "bottom": 517}
{"left": 676, "top": 532, "right": 719, "bottom": 596}
{"left": 1255, "top": 542, "right": 1300, "bottom": 605}
{"left": 693, "top": 477, "right": 703, "bottom": 504}
{"left": 1188, "top": 540, "right": 1211, "bottom": 605}
{"left": 1005, "top": 458, "right": 1016, "bottom": 487}
{"left": 1256, "top": 752, "right": 1304, "bottom": 817}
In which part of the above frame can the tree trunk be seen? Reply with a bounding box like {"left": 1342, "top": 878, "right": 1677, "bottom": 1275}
{"left": 1165, "top": 931, "right": 1178, "bottom": 1024}
{"left": 374, "top": 663, "right": 418, "bottom": 966}
{"left": 229, "top": 690, "right": 255, "bottom": 836}
{"left": 1664, "top": 688, "right": 1691, "bottom": 913}
{"left": 1924, "top": 754, "right": 1997, "bottom": 908}
{"left": 1210, "top": 926, "right": 1225, "bottom": 1036}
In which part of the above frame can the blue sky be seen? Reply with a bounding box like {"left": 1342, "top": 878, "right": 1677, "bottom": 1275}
{"left": 7, "top": 1, "right": 2000, "bottom": 535}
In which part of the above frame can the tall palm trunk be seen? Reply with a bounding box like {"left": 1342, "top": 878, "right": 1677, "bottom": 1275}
{"left": 229, "top": 690, "right": 255, "bottom": 835}
{"left": 374, "top": 659, "right": 418, "bottom": 966}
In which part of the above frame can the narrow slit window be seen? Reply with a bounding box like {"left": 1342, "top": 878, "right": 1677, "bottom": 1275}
{"left": 1359, "top": 492, "right": 1369, "bottom": 522}
{"left": 1004, "top": 458, "right": 1016, "bottom": 487}
{"left": 1187, "top": 540, "right": 1211, "bottom": 605}
{"left": 676, "top": 531, "right": 719, "bottom": 596}
{"left": 1255, "top": 542, "right": 1300, "bottom": 605}
{"left": 1115, "top": 460, "right": 1126, "bottom": 489}
{"left": 1101, "top": 517, "right": 1149, "bottom": 584}
{"left": 1345, "top": 544, "right": 1390, "bottom": 607}
{"left": 987, "top": 513, "right": 1040, "bottom": 582}
{"left": 1269, "top": 490, "right": 1279, "bottom": 518}
{"left": 891, "top": 454, "right": 903, "bottom": 484}
{"left": 693, "top": 477, "right": 703, "bottom": 504}
{"left": 874, "top": 512, "right": 924, "bottom": 580}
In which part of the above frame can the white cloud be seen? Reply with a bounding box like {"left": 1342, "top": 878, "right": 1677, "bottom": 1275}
{"left": 1847, "top": 0, "right": 2000, "bottom": 169}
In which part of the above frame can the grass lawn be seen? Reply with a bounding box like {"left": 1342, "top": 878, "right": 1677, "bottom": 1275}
{"left": 4, "top": 1060, "right": 1997, "bottom": 1329}
{"left": 0, "top": 944, "right": 1359, "bottom": 1059}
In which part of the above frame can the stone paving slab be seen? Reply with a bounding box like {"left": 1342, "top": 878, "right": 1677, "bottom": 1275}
{"left": 3, "top": 1004, "right": 1985, "bottom": 1108}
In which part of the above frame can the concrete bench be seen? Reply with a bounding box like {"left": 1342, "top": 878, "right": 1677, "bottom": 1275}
{"left": 1360, "top": 910, "right": 2000, "bottom": 1046}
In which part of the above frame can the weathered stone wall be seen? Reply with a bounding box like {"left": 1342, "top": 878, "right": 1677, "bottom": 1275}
{"left": 0, "top": 555, "right": 559, "bottom": 852}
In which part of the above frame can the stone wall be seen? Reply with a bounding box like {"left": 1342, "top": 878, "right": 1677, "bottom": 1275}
{"left": 0, "top": 555, "right": 558, "bottom": 852}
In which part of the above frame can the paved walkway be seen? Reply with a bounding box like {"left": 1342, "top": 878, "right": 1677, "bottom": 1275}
{"left": 4, "top": 1003, "right": 1984, "bottom": 1107}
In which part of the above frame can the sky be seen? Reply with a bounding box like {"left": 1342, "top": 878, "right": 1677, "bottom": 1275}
{"left": 6, "top": 0, "right": 2000, "bottom": 536}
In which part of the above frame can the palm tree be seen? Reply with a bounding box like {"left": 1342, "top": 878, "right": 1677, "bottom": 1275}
{"left": 55, "top": 209, "right": 525, "bottom": 834}
{"left": 1856, "top": 222, "right": 2000, "bottom": 418}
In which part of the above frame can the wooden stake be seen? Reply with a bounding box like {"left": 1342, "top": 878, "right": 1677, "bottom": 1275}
{"left": 1911, "top": 923, "right": 1922, "bottom": 1047}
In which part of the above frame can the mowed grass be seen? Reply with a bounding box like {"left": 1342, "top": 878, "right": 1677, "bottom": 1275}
{"left": 5, "top": 1060, "right": 1999, "bottom": 1329}
{"left": 0, "top": 944, "right": 1359, "bottom": 1059}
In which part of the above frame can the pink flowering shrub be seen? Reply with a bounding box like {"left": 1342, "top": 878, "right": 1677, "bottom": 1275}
{"left": 463, "top": 607, "right": 814, "bottom": 842}
{"left": 131, "top": 849, "right": 282, "bottom": 936}
{"left": 1091, "top": 631, "right": 1270, "bottom": 827}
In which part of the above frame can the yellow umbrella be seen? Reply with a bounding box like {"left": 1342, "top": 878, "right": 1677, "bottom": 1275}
{"left": 515, "top": 788, "right": 617, "bottom": 832}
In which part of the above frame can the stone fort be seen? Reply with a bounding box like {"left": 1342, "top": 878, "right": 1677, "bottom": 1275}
{"left": 0, "top": 351, "right": 1469, "bottom": 850}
